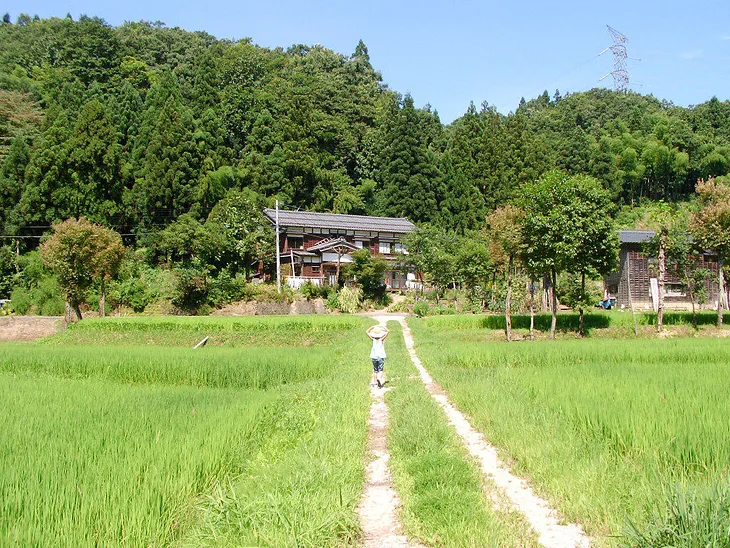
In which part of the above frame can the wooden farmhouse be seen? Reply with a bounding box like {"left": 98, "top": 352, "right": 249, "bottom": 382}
{"left": 604, "top": 230, "right": 724, "bottom": 310}
{"left": 263, "top": 209, "right": 417, "bottom": 290}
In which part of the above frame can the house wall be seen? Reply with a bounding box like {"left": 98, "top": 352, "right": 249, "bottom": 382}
{"left": 279, "top": 226, "right": 407, "bottom": 259}
{"left": 277, "top": 224, "right": 413, "bottom": 289}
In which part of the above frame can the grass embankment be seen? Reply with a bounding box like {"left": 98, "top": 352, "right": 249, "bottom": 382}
{"left": 409, "top": 316, "right": 730, "bottom": 546}
{"left": 384, "top": 321, "right": 539, "bottom": 547}
{"left": 0, "top": 316, "right": 372, "bottom": 547}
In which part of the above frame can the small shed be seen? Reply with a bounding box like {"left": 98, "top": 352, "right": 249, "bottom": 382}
{"left": 604, "top": 230, "right": 721, "bottom": 310}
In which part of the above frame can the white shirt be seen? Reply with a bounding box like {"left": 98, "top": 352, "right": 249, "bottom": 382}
{"left": 370, "top": 338, "right": 386, "bottom": 359}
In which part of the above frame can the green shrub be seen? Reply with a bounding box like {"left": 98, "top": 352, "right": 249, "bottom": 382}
{"left": 208, "top": 270, "right": 251, "bottom": 304}
{"left": 387, "top": 300, "right": 411, "bottom": 313}
{"left": 107, "top": 266, "right": 178, "bottom": 314}
{"left": 557, "top": 273, "right": 602, "bottom": 310}
{"left": 108, "top": 277, "right": 152, "bottom": 313}
{"left": 0, "top": 245, "right": 17, "bottom": 298}
{"left": 413, "top": 301, "right": 429, "bottom": 317}
{"left": 346, "top": 249, "right": 387, "bottom": 303}
{"left": 16, "top": 251, "right": 46, "bottom": 290}
{"left": 39, "top": 297, "right": 64, "bottom": 316}
{"left": 255, "top": 283, "right": 294, "bottom": 303}
{"left": 299, "top": 281, "right": 329, "bottom": 301}
{"left": 336, "top": 287, "right": 361, "bottom": 314}
{"left": 172, "top": 264, "right": 210, "bottom": 312}
{"left": 326, "top": 290, "right": 339, "bottom": 311}
{"left": 9, "top": 276, "right": 63, "bottom": 315}
{"left": 9, "top": 287, "right": 32, "bottom": 314}
{"left": 362, "top": 294, "right": 392, "bottom": 310}
{"left": 433, "top": 304, "right": 456, "bottom": 315}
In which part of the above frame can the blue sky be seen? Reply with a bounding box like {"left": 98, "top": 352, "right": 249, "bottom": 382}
{"left": 5, "top": 0, "right": 730, "bottom": 123}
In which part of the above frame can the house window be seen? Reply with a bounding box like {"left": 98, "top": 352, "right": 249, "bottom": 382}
{"left": 379, "top": 242, "right": 392, "bottom": 254}
{"left": 287, "top": 237, "right": 303, "bottom": 249}
{"left": 311, "top": 265, "right": 320, "bottom": 273}
{"left": 394, "top": 242, "right": 406, "bottom": 254}
{"left": 665, "top": 283, "right": 685, "bottom": 297}
{"left": 355, "top": 240, "right": 364, "bottom": 249}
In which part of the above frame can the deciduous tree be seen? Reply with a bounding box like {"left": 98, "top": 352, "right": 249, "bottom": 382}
{"left": 517, "top": 170, "right": 617, "bottom": 339}
{"left": 40, "top": 218, "right": 124, "bottom": 321}
{"left": 486, "top": 205, "right": 524, "bottom": 341}
{"left": 205, "top": 189, "right": 273, "bottom": 278}
{"left": 690, "top": 177, "right": 730, "bottom": 327}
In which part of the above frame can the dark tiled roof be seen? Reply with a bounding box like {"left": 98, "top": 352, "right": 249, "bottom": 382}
{"left": 619, "top": 229, "right": 656, "bottom": 243}
{"left": 263, "top": 209, "right": 416, "bottom": 233}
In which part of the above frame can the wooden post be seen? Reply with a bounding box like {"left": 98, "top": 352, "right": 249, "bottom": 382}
{"left": 99, "top": 278, "right": 106, "bottom": 318}
{"left": 335, "top": 250, "right": 342, "bottom": 289}
{"left": 64, "top": 302, "right": 73, "bottom": 325}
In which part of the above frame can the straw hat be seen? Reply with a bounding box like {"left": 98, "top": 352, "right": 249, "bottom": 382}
{"left": 369, "top": 325, "right": 388, "bottom": 338}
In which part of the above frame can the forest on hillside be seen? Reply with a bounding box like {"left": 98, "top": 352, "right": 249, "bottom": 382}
{"left": 2, "top": 13, "right": 730, "bottom": 241}
{"left": 1, "top": 13, "right": 730, "bottom": 315}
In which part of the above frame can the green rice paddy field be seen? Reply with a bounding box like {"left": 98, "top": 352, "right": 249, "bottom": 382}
{"left": 2, "top": 312, "right": 730, "bottom": 547}
{"left": 409, "top": 314, "right": 730, "bottom": 546}
{"left": 0, "top": 316, "right": 372, "bottom": 547}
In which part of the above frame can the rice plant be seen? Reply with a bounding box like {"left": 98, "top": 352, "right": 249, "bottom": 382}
{"left": 0, "top": 315, "right": 375, "bottom": 547}
{"left": 624, "top": 480, "right": 730, "bottom": 548}
{"left": 384, "top": 322, "right": 540, "bottom": 547}
{"left": 409, "top": 317, "right": 730, "bottom": 544}
{"left": 43, "top": 315, "right": 364, "bottom": 347}
{"left": 0, "top": 372, "right": 270, "bottom": 547}
{"left": 0, "top": 344, "right": 337, "bottom": 389}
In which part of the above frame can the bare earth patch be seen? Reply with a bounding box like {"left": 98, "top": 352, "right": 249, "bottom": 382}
{"left": 399, "top": 318, "right": 591, "bottom": 548}
{"left": 0, "top": 316, "right": 63, "bottom": 342}
{"left": 357, "top": 316, "right": 424, "bottom": 548}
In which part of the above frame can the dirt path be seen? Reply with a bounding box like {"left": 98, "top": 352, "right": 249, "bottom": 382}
{"left": 0, "top": 316, "right": 63, "bottom": 341}
{"left": 398, "top": 318, "right": 591, "bottom": 548}
{"left": 357, "top": 315, "right": 424, "bottom": 548}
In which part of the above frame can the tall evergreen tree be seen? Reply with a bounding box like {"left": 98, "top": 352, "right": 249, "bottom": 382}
{"left": 130, "top": 72, "right": 202, "bottom": 226}
{"left": 435, "top": 154, "right": 485, "bottom": 233}
{"left": 374, "top": 95, "right": 443, "bottom": 223}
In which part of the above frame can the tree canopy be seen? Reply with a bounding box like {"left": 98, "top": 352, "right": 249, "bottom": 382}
{"left": 1, "top": 14, "right": 729, "bottom": 246}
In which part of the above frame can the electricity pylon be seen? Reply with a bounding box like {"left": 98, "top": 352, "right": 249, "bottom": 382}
{"left": 599, "top": 25, "right": 629, "bottom": 92}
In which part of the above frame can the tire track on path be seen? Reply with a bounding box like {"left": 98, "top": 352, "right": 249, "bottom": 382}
{"left": 357, "top": 316, "right": 425, "bottom": 548}
{"left": 399, "top": 318, "right": 591, "bottom": 548}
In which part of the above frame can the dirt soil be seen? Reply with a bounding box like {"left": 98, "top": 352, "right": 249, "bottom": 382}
{"left": 0, "top": 316, "right": 63, "bottom": 342}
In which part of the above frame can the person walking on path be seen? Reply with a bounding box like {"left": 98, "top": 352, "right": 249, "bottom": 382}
{"left": 367, "top": 324, "right": 389, "bottom": 388}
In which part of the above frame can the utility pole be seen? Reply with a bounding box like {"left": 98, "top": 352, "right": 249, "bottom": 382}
{"left": 275, "top": 200, "right": 281, "bottom": 293}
